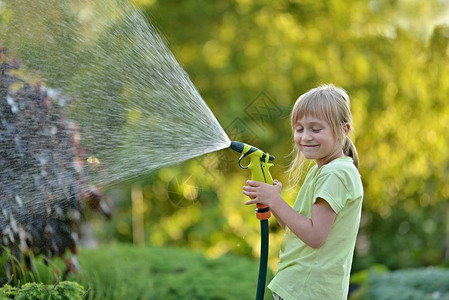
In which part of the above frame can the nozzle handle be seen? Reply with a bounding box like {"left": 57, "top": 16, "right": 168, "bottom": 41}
{"left": 230, "top": 141, "right": 274, "bottom": 220}
{"left": 254, "top": 154, "right": 273, "bottom": 220}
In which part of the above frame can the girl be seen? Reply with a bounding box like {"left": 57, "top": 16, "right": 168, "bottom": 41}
{"left": 242, "top": 84, "right": 363, "bottom": 300}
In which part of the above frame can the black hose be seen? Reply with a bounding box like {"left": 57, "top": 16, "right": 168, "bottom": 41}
{"left": 256, "top": 219, "right": 269, "bottom": 300}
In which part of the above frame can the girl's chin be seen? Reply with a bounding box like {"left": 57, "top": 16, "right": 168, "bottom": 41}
{"left": 301, "top": 153, "right": 318, "bottom": 160}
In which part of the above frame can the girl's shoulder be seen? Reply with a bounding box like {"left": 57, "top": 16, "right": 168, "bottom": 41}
{"left": 315, "top": 157, "right": 363, "bottom": 197}
{"left": 303, "top": 157, "right": 361, "bottom": 185}
{"left": 321, "top": 156, "right": 356, "bottom": 172}
{"left": 317, "top": 156, "right": 361, "bottom": 181}
{"left": 304, "top": 163, "right": 319, "bottom": 179}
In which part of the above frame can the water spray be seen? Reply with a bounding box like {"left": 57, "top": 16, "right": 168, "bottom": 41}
{"left": 4, "top": 0, "right": 273, "bottom": 295}
{"left": 229, "top": 141, "right": 275, "bottom": 300}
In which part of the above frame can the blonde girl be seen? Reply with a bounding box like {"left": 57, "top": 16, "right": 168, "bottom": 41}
{"left": 242, "top": 84, "right": 363, "bottom": 300}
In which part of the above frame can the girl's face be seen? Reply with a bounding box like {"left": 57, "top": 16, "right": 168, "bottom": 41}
{"left": 294, "top": 114, "right": 344, "bottom": 168}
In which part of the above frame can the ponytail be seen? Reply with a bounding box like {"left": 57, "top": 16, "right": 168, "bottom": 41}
{"left": 343, "top": 137, "right": 359, "bottom": 169}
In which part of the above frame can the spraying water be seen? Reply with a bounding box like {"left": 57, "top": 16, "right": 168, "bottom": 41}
{"left": 2, "top": 0, "right": 230, "bottom": 184}
{"left": 0, "top": 0, "right": 231, "bottom": 226}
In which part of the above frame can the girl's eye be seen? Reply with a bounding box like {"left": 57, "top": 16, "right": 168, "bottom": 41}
{"left": 312, "top": 128, "right": 321, "bottom": 133}
{"left": 296, "top": 128, "right": 303, "bottom": 133}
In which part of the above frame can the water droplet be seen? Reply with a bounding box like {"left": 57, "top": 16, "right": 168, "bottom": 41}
{"left": 15, "top": 195, "right": 23, "bottom": 207}
{"left": 47, "top": 88, "right": 60, "bottom": 99}
{"left": 6, "top": 95, "right": 15, "bottom": 106}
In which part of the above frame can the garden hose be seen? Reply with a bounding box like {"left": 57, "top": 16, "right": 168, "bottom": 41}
{"left": 257, "top": 219, "right": 269, "bottom": 300}
{"left": 230, "top": 141, "right": 275, "bottom": 300}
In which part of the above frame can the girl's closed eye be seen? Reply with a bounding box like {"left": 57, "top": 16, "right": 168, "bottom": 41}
{"left": 312, "top": 128, "right": 321, "bottom": 133}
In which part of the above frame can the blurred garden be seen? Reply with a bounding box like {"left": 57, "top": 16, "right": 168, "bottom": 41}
{"left": 1, "top": 0, "right": 449, "bottom": 299}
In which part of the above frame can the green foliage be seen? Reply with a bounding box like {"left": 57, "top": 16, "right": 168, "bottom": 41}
{"left": 0, "top": 247, "right": 63, "bottom": 285}
{"left": 14, "top": 283, "right": 49, "bottom": 300}
{"left": 351, "top": 267, "right": 449, "bottom": 300}
{"left": 0, "top": 281, "right": 85, "bottom": 300}
{"left": 53, "top": 281, "right": 86, "bottom": 300}
{"left": 0, "top": 285, "right": 17, "bottom": 299}
{"left": 356, "top": 205, "right": 448, "bottom": 270}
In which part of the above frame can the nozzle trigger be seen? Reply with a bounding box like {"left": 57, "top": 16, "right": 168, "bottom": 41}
{"left": 238, "top": 154, "right": 249, "bottom": 169}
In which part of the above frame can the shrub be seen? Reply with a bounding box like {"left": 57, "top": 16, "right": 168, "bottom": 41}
{"left": 0, "top": 285, "right": 17, "bottom": 299}
{"left": 351, "top": 267, "right": 449, "bottom": 300}
{"left": 0, "top": 47, "right": 110, "bottom": 283}
{"left": 0, "top": 281, "right": 85, "bottom": 300}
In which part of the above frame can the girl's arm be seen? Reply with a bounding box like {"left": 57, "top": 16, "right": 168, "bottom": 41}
{"left": 271, "top": 210, "right": 286, "bottom": 229}
{"left": 243, "top": 180, "right": 336, "bottom": 249}
{"left": 269, "top": 197, "right": 336, "bottom": 248}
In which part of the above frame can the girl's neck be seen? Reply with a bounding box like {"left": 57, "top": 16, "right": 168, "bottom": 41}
{"left": 316, "top": 149, "right": 345, "bottom": 169}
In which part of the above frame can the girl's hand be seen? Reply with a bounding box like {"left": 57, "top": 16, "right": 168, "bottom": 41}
{"left": 242, "top": 179, "right": 282, "bottom": 206}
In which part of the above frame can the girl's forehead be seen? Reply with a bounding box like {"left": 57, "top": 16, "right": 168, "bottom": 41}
{"left": 294, "top": 114, "right": 329, "bottom": 125}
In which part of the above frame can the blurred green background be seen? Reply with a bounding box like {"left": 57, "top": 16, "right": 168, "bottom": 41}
{"left": 1, "top": 0, "right": 449, "bottom": 298}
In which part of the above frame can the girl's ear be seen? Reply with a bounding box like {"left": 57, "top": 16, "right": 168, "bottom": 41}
{"left": 343, "top": 122, "right": 351, "bottom": 135}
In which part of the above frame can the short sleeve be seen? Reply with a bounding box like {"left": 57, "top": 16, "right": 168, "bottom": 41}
{"left": 313, "top": 172, "right": 349, "bottom": 214}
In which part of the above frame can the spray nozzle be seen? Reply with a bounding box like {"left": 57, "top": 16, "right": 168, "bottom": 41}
{"left": 230, "top": 141, "right": 275, "bottom": 164}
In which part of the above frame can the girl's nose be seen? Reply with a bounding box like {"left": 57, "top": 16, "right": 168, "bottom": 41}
{"left": 302, "top": 129, "right": 312, "bottom": 141}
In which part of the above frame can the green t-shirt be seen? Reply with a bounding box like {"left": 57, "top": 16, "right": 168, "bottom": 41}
{"left": 268, "top": 156, "right": 363, "bottom": 300}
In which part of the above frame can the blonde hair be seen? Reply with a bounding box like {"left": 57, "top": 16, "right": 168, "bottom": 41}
{"left": 288, "top": 84, "right": 359, "bottom": 185}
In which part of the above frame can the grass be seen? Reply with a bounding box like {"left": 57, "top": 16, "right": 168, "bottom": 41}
{"left": 1, "top": 244, "right": 274, "bottom": 300}
{"left": 74, "top": 244, "right": 273, "bottom": 299}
